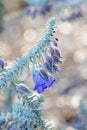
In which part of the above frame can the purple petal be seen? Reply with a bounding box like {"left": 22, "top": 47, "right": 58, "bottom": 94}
{"left": 33, "top": 86, "right": 44, "bottom": 93}
{"left": 34, "top": 78, "right": 45, "bottom": 87}
{"left": 32, "top": 68, "right": 47, "bottom": 86}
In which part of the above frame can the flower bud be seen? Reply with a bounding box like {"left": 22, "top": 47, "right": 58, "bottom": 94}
{"left": 16, "top": 83, "right": 30, "bottom": 94}
{"left": 7, "top": 121, "right": 14, "bottom": 130}
{"left": 50, "top": 47, "right": 54, "bottom": 56}
{"left": 0, "top": 58, "right": 4, "bottom": 69}
{"left": 0, "top": 116, "right": 6, "bottom": 126}
{"left": 53, "top": 41, "right": 58, "bottom": 47}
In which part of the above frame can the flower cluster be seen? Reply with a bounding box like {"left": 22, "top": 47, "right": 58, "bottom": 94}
{"left": 25, "top": 0, "right": 51, "bottom": 18}
{"left": 0, "top": 18, "right": 61, "bottom": 93}
{"left": 0, "top": 18, "right": 61, "bottom": 129}
{"left": 0, "top": 17, "right": 62, "bottom": 94}
{"left": 31, "top": 36, "right": 62, "bottom": 93}
{"left": 61, "top": 10, "right": 83, "bottom": 21}
{"left": 24, "top": 0, "right": 86, "bottom": 19}
{"left": 0, "top": 18, "right": 57, "bottom": 92}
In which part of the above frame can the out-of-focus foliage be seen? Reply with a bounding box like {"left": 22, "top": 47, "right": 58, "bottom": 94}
{"left": 53, "top": 0, "right": 87, "bottom": 10}
{"left": 25, "top": 0, "right": 47, "bottom": 6}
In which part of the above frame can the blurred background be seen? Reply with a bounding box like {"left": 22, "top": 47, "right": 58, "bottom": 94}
{"left": 0, "top": 0, "right": 87, "bottom": 129}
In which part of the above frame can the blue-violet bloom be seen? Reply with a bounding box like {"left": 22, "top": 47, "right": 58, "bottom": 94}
{"left": 32, "top": 68, "right": 55, "bottom": 93}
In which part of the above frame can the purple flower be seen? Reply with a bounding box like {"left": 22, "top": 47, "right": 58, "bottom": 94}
{"left": 50, "top": 47, "right": 62, "bottom": 63}
{"left": 30, "top": 9, "right": 37, "bottom": 18}
{"left": 32, "top": 68, "right": 55, "bottom": 93}
{"left": 0, "top": 58, "right": 4, "bottom": 69}
{"left": 0, "top": 116, "right": 6, "bottom": 126}
{"left": 61, "top": 11, "right": 82, "bottom": 21}
{"left": 25, "top": 6, "right": 31, "bottom": 14}
{"left": 72, "top": 115, "right": 84, "bottom": 130}
{"left": 44, "top": 4, "right": 52, "bottom": 12}
{"left": 50, "top": 47, "right": 62, "bottom": 59}
{"left": 7, "top": 122, "right": 15, "bottom": 130}
{"left": 40, "top": 3, "right": 51, "bottom": 15}
{"left": 25, "top": 6, "right": 37, "bottom": 18}
{"left": 40, "top": 8, "right": 46, "bottom": 15}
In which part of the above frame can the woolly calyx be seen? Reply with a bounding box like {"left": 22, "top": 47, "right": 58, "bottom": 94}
{"left": 16, "top": 83, "right": 30, "bottom": 94}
